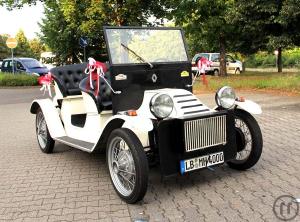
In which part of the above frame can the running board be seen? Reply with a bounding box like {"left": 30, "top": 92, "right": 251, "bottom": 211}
{"left": 55, "top": 136, "right": 94, "bottom": 152}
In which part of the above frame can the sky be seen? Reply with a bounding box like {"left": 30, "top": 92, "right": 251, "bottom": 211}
{"left": 0, "top": 2, "right": 44, "bottom": 39}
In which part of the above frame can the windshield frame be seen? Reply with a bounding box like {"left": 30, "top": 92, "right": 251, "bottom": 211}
{"left": 103, "top": 26, "right": 190, "bottom": 66}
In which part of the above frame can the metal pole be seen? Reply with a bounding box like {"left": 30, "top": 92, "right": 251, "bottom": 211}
{"left": 11, "top": 48, "right": 15, "bottom": 75}
{"left": 84, "top": 46, "right": 86, "bottom": 62}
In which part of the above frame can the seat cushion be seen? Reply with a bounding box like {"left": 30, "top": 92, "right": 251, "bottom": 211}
{"left": 79, "top": 73, "right": 112, "bottom": 113}
{"left": 51, "top": 63, "right": 87, "bottom": 97}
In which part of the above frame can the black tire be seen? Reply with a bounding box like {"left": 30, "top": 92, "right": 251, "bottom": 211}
{"left": 213, "top": 69, "right": 219, "bottom": 76}
{"left": 36, "top": 108, "right": 55, "bottom": 153}
{"left": 106, "top": 128, "right": 149, "bottom": 204}
{"left": 235, "top": 68, "right": 241, "bottom": 74}
{"left": 227, "top": 109, "right": 263, "bottom": 170}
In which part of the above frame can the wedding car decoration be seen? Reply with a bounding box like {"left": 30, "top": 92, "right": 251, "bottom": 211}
{"left": 30, "top": 27, "right": 263, "bottom": 204}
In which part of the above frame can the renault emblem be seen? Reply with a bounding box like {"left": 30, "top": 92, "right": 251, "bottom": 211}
{"left": 152, "top": 74, "right": 158, "bottom": 83}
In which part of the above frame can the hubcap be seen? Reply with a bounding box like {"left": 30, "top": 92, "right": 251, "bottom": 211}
{"left": 232, "top": 118, "right": 252, "bottom": 163}
{"left": 108, "top": 137, "right": 136, "bottom": 197}
{"left": 36, "top": 112, "right": 47, "bottom": 149}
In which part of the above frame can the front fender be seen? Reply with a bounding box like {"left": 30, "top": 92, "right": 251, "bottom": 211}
{"left": 122, "top": 115, "right": 153, "bottom": 147}
{"left": 30, "top": 99, "right": 66, "bottom": 138}
{"left": 235, "top": 100, "right": 262, "bottom": 115}
{"left": 101, "top": 115, "right": 153, "bottom": 148}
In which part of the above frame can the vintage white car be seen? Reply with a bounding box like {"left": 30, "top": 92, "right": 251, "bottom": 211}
{"left": 30, "top": 27, "right": 263, "bottom": 204}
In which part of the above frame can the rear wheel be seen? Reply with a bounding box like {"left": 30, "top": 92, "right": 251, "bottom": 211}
{"left": 36, "top": 108, "right": 55, "bottom": 153}
{"left": 235, "top": 68, "right": 241, "bottom": 74}
{"left": 106, "top": 128, "right": 148, "bottom": 204}
{"left": 213, "top": 69, "right": 219, "bottom": 76}
{"left": 227, "top": 110, "right": 263, "bottom": 170}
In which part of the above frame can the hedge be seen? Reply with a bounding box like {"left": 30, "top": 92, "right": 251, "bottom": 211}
{"left": 0, "top": 72, "right": 38, "bottom": 86}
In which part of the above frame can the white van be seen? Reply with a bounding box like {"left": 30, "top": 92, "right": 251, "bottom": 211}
{"left": 40, "top": 52, "right": 57, "bottom": 69}
{"left": 192, "top": 53, "right": 243, "bottom": 75}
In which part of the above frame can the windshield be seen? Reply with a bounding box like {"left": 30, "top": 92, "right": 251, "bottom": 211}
{"left": 22, "top": 59, "right": 44, "bottom": 68}
{"left": 105, "top": 28, "right": 189, "bottom": 65}
{"left": 192, "top": 53, "right": 210, "bottom": 63}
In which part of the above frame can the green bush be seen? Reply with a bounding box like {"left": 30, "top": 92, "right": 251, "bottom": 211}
{"left": 0, "top": 72, "right": 38, "bottom": 86}
{"left": 245, "top": 48, "right": 300, "bottom": 68}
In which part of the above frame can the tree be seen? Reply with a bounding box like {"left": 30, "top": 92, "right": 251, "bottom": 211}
{"left": 0, "top": 35, "right": 10, "bottom": 59}
{"left": 1, "top": 0, "right": 168, "bottom": 64}
{"left": 29, "top": 38, "right": 46, "bottom": 59}
{"left": 230, "top": 0, "right": 300, "bottom": 72}
{"left": 14, "top": 29, "right": 34, "bottom": 58}
{"left": 167, "top": 0, "right": 236, "bottom": 76}
{"left": 39, "top": 1, "right": 82, "bottom": 64}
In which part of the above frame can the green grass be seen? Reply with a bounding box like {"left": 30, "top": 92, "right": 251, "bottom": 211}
{"left": 0, "top": 72, "right": 38, "bottom": 86}
{"left": 194, "top": 71, "right": 300, "bottom": 95}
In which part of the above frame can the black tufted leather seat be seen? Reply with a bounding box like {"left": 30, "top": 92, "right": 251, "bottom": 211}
{"left": 79, "top": 72, "right": 112, "bottom": 113}
{"left": 51, "top": 63, "right": 87, "bottom": 97}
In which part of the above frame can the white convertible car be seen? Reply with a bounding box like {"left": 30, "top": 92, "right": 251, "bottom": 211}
{"left": 30, "top": 26, "right": 263, "bottom": 204}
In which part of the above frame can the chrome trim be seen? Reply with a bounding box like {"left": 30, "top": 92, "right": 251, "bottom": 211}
{"left": 54, "top": 137, "right": 94, "bottom": 153}
{"left": 184, "top": 115, "right": 227, "bottom": 152}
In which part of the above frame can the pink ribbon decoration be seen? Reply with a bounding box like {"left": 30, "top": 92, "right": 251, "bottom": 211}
{"left": 38, "top": 72, "right": 53, "bottom": 97}
{"left": 85, "top": 58, "right": 107, "bottom": 97}
{"left": 197, "top": 57, "right": 212, "bottom": 87}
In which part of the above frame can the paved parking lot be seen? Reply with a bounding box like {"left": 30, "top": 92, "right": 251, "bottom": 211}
{"left": 0, "top": 88, "right": 299, "bottom": 222}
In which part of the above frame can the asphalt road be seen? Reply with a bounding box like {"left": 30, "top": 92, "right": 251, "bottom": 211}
{"left": 0, "top": 88, "right": 300, "bottom": 222}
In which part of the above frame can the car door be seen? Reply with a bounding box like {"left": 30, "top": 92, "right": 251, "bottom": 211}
{"left": 16, "top": 61, "right": 26, "bottom": 73}
{"left": 2, "top": 60, "right": 12, "bottom": 72}
{"left": 210, "top": 53, "right": 220, "bottom": 70}
{"left": 226, "top": 55, "right": 236, "bottom": 74}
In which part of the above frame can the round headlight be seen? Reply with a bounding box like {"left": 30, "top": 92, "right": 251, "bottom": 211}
{"left": 215, "top": 86, "right": 236, "bottom": 109}
{"left": 150, "top": 94, "right": 174, "bottom": 119}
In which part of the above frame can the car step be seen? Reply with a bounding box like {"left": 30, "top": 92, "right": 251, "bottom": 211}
{"left": 55, "top": 136, "right": 94, "bottom": 152}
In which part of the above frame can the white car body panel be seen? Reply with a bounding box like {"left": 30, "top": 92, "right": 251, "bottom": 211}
{"left": 32, "top": 82, "right": 261, "bottom": 153}
{"left": 30, "top": 99, "right": 66, "bottom": 138}
{"left": 235, "top": 100, "right": 262, "bottom": 115}
{"left": 137, "top": 88, "right": 214, "bottom": 120}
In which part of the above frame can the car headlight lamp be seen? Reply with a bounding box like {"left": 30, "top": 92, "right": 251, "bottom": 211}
{"left": 150, "top": 94, "right": 174, "bottom": 119}
{"left": 215, "top": 86, "right": 236, "bottom": 109}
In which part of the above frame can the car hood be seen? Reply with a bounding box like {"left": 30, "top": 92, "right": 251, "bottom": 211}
{"left": 28, "top": 67, "right": 49, "bottom": 74}
{"left": 236, "top": 60, "right": 242, "bottom": 65}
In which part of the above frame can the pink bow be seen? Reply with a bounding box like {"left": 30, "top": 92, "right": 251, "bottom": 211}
{"left": 85, "top": 58, "right": 107, "bottom": 97}
{"left": 38, "top": 72, "right": 53, "bottom": 97}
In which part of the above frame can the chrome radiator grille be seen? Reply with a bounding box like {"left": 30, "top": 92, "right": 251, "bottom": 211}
{"left": 184, "top": 115, "right": 227, "bottom": 152}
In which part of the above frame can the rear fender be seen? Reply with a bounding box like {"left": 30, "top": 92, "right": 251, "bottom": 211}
{"left": 30, "top": 99, "right": 66, "bottom": 138}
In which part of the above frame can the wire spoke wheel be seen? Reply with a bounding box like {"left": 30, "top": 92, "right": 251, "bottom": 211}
{"left": 108, "top": 137, "right": 136, "bottom": 197}
{"left": 227, "top": 110, "right": 263, "bottom": 170}
{"left": 232, "top": 118, "right": 253, "bottom": 163}
{"left": 106, "top": 128, "right": 148, "bottom": 204}
{"left": 35, "top": 108, "right": 55, "bottom": 153}
{"left": 36, "top": 111, "right": 48, "bottom": 149}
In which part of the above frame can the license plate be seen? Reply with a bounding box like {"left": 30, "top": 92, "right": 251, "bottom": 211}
{"left": 180, "top": 152, "right": 224, "bottom": 174}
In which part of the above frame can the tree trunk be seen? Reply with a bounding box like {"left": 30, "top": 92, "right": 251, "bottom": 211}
{"left": 277, "top": 47, "right": 282, "bottom": 73}
{"left": 219, "top": 34, "right": 227, "bottom": 76}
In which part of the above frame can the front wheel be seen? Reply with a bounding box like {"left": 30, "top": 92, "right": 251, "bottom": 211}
{"left": 227, "top": 110, "right": 263, "bottom": 170}
{"left": 106, "top": 128, "right": 149, "bottom": 204}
